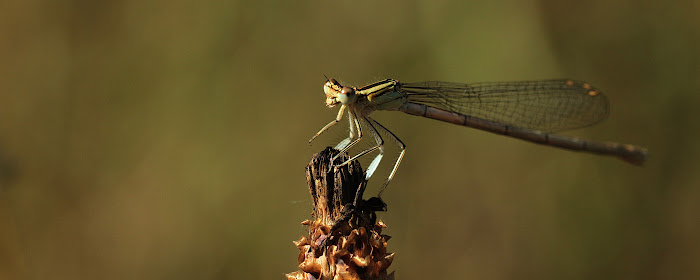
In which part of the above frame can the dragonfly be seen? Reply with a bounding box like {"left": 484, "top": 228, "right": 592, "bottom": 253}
{"left": 309, "top": 78, "right": 648, "bottom": 196}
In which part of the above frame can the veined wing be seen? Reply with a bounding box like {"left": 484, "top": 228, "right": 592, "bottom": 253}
{"left": 400, "top": 79, "right": 609, "bottom": 132}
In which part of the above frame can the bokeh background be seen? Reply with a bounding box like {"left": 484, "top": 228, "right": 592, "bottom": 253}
{"left": 1, "top": 0, "right": 698, "bottom": 279}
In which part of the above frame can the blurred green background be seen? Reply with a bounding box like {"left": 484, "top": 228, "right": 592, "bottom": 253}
{"left": 1, "top": 0, "right": 698, "bottom": 279}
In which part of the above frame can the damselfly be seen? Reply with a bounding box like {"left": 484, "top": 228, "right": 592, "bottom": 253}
{"left": 309, "top": 78, "right": 648, "bottom": 195}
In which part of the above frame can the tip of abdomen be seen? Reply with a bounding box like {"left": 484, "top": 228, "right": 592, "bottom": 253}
{"left": 618, "top": 145, "right": 649, "bottom": 166}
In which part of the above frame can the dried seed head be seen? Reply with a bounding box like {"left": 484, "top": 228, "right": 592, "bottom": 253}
{"left": 290, "top": 149, "right": 394, "bottom": 279}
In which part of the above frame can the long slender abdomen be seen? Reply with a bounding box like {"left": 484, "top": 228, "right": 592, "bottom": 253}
{"left": 399, "top": 102, "right": 648, "bottom": 165}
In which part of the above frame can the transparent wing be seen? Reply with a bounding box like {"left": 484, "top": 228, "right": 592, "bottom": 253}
{"left": 400, "top": 79, "right": 609, "bottom": 132}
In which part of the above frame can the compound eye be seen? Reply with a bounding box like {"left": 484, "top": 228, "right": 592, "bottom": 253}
{"left": 341, "top": 87, "right": 355, "bottom": 96}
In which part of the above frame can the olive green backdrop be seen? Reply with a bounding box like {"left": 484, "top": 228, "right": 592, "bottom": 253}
{"left": 0, "top": 0, "right": 698, "bottom": 279}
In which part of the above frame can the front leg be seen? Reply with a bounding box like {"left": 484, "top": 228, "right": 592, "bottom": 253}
{"left": 331, "top": 109, "right": 364, "bottom": 164}
{"left": 309, "top": 105, "right": 346, "bottom": 145}
{"left": 335, "top": 109, "right": 364, "bottom": 151}
{"left": 334, "top": 108, "right": 359, "bottom": 151}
